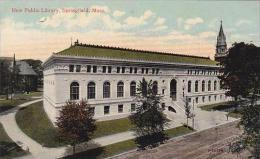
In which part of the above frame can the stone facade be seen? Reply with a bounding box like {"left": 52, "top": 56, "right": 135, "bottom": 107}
{"left": 43, "top": 54, "right": 230, "bottom": 123}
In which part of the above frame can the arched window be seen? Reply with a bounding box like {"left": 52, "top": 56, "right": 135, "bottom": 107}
{"left": 208, "top": 81, "right": 211, "bottom": 91}
{"left": 195, "top": 80, "right": 199, "bottom": 92}
{"left": 214, "top": 80, "right": 217, "bottom": 91}
{"left": 188, "top": 81, "right": 191, "bottom": 93}
{"left": 130, "top": 81, "right": 136, "bottom": 97}
{"left": 103, "top": 81, "right": 110, "bottom": 98}
{"left": 152, "top": 81, "right": 158, "bottom": 95}
{"left": 88, "top": 82, "right": 95, "bottom": 99}
{"left": 70, "top": 82, "right": 79, "bottom": 100}
{"left": 117, "top": 81, "right": 124, "bottom": 97}
{"left": 202, "top": 80, "right": 205, "bottom": 92}
{"left": 170, "top": 79, "right": 177, "bottom": 101}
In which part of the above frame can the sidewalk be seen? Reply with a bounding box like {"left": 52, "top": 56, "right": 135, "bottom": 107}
{"left": 0, "top": 99, "right": 238, "bottom": 159}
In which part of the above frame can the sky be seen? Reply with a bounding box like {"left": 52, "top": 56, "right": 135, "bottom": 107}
{"left": 0, "top": 0, "right": 259, "bottom": 61}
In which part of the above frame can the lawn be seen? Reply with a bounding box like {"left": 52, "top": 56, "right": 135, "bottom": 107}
{"left": 200, "top": 101, "right": 236, "bottom": 111}
{"left": 0, "top": 91, "right": 42, "bottom": 113}
{"left": 63, "top": 126, "right": 194, "bottom": 159}
{"left": 15, "top": 101, "right": 133, "bottom": 147}
{"left": 200, "top": 101, "right": 243, "bottom": 118}
{"left": 0, "top": 123, "right": 28, "bottom": 159}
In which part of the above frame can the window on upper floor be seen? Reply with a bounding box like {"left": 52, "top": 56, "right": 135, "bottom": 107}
{"left": 152, "top": 68, "right": 155, "bottom": 74}
{"left": 122, "top": 67, "right": 125, "bottom": 73}
{"left": 117, "top": 81, "right": 124, "bottom": 97}
{"left": 93, "top": 66, "right": 97, "bottom": 73}
{"left": 87, "top": 65, "right": 91, "bottom": 72}
{"left": 142, "top": 68, "right": 145, "bottom": 74}
{"left": 134, "top": 67, "right": 138, "bottom": 74}
{"left": 208, "top": 81, "right": 211, "bottom": 91}
{"left": 70, "top": 82, "right": 79, "bottom": 100}
{"left": 129, "top": 67, "right": 133, "bottom": 73}
{"left": 130, "top": 81, "right": 136, "bottom": 97}
{"left": 108, "top": 66, "right": 112, "bottom": 73}
{"left": 76, "top": 65, "right": 81, "bottom": 72}
{"left": 214, "top": 80, "right": 217, "bottom": 91}
{"left": 117, "top": 67, "right": 120, "bottom": 73}
{"left": 103, "top": 81, "right": 110, "bottom": 98}
{"left": 87, "top": 82, "right": 95, "bottom": 99}
{"left": 69, "top": 65, "right": 74, "bottom": 72}
{"left": 202, "top": 80, "right": 205, "bottom": 92}
{"left": 156, "top": 69, "right": 159, "bottom": 74}
{"left": 195, "top": 97, "right": 198, "bottom": 103}
{"left": 152, "top": 81, "right": 158, "bottom": 95}
{"left": 188, "top": 81, "right": 191, "bottom": 93}
{"left": 146, "top": 68, "right": 149, "bottom": 74}
{"left": 102, "top": 66, "right": 106, "bottom": 73}
{"left": 195, "top": 80, "right": 199, "bottom": 92}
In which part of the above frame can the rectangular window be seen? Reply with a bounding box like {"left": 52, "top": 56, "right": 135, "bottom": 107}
{"left": 152, "top": 68, "right": 155, "bottom": 74}
{"left": 188, "top": 98, "right": 191, "bottom": 102}
{"left": 87, "top": 65, "right": 91, "bottom": 72}
{"left": 118, "top": 104, "right": 123, "bottom": 113}
{"left": 108, "top": 66, "right": 112, "bottom": 73}
{"left": 162, "top": 89, "right": 165, "bottom": 95}
{"left": 93, "top": 66, "right": 97, "bottom": 73}
{"left": 202, "top": 96, "right": 205, "bottom": 103}
{"left": 102, "top": 66, "right": 106, "bottom": 73}
{"left": 142, "top": 68, "right": 144, "bottom": 74}
{"left": 196, "top": 97, "right": 198, "bottom": 103}
{"left": 134, "top": 67, "right": 138, "bottom": 74}
{"left": 156, "top": 69, "right": 159, "bottom": 74}
{"left": 122, "top": 67, "right": 125, "bottom": 73}
{"left": 90, "top": 107, "right": 95, "bottom": 115}
{"left": 146, "top": 68, "right": 149, "bottom": 74}
{"left": 104, "top": 106, "right": 110, "bottom": 115}
{"left": 214, "top": 95, "right": 217, "bottom": 101}
{"left": 129, "top": 67, "right": 133, "bottom": 73}
{"left": 76, "top": 65, "right": 81, "bottom": 72}
{"left": 69, "top": 65, "right": 74, "bottom": 72}
{"left": 209, "top": 96, "right": 211, "bottom": 102}
{"left": 117, "top": 67, "right": 120, "bottom": 73}
{"left": 131, "top": 103, "right": 136, "bottom": 112}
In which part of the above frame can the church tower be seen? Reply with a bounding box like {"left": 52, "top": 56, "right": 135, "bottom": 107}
{"left": 215, "top": 21, "right": 227, "bottom": 62}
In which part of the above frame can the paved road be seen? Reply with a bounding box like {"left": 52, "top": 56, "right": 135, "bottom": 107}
{"left": 112, "top": 120, "right": 247, "bottom": 159}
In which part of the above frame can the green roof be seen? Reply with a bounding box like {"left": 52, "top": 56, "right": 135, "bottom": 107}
{"left": 55, "top": 44, "right": 218, "bottom": 66}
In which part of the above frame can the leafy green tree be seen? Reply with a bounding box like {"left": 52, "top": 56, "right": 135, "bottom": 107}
{"left": 129, "top": 78, "right": 168, "bottom": 149}
{"left": 0, "top": 59, "right": 11, "bottom": 98}
{"left": 220, "top": 42, "right": 260, "bottom": 157}
{"left": 56, "top": 100, "right": 96, "bottom": 155}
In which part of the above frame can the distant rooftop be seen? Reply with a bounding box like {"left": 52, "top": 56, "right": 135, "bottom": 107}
{"left": 55, "top": 41, "right": 218, "bottom": 66}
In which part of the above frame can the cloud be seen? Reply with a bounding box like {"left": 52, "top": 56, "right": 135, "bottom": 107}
{"left": 113, "top": 10, "right": 125, "bottom": 17}
{"left": 235, "top": 20, "right": 251, "bottom": 27}
{"left": 184, "top": 17, "right": 204, "bottom": 30}
{"left": 1, "top": 17, "right": 222, "bottom": 61}
{"left": 154, "top": 17, "right": 165, "bottom": 26}
{"left": 124, "top": 10, "right": 154, "bottom": 26}
{"left": 199, "top": 31, "right": 216, "bottom": 38}
{"left": 177, "top": 17, "right": 183, "bottom": 28}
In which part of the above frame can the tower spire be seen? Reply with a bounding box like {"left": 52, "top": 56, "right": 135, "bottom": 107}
{"left": 215, "top": 20, "right": 227, "bottom": 62}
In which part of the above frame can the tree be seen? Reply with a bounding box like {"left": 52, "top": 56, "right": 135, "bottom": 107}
{"left": 184, "top": 96, "right": 191, "bottom": 126}
{"left": 220, "top": 42, "right": 260, "bottom": 157}
{"left": 0, "top": 59, "right": 11, "bottom": 97}
{"left": 56, "top": 100, "right": 96, "bottom": 155}
{"left": 129, "top": 78, "right": 168, "bottom": 149}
